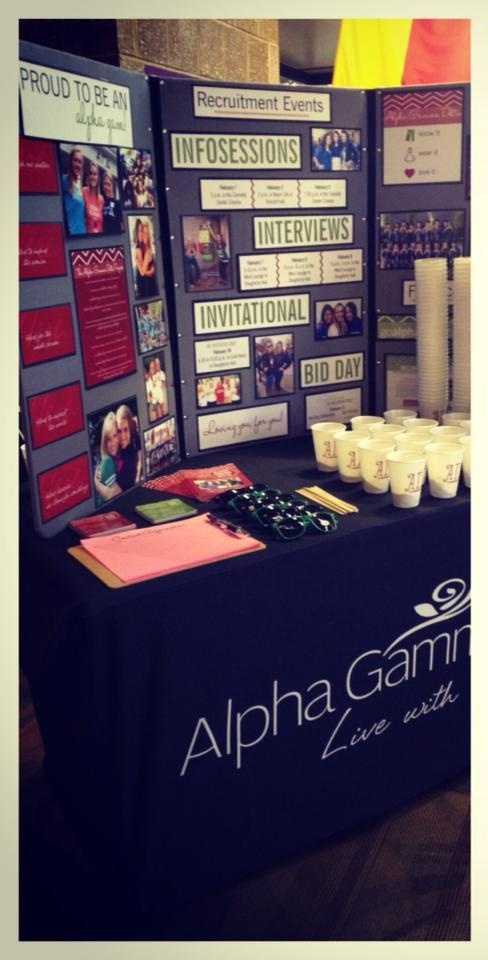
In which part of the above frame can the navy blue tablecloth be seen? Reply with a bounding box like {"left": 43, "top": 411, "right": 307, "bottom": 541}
{"left": 20, "top": 435, "right": 470, "bottom": 922}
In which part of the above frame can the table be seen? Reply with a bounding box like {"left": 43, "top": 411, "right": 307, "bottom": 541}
{"left": 20, "top": 436, "right": 470, "bottom": 923}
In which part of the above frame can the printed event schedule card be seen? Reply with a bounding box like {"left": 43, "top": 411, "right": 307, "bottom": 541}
{"left": 74, "top": 513, "right": 265, "bottom": 585}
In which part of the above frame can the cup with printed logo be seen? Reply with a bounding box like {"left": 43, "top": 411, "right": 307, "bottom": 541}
{"left": 425, "top": 441, "right": 464, "bottom": 499}
{"left": 311, "top": 421, "right": 347, "bottom": 472}
{"left": 386, "top": 450, "right": 426, "bottom": 508}
{"left": 334, "top": 430, "right": 364, "bottom": 483}
{"left": 459, "top": 436, "right": 471, "bottom": 488}
{"left": 350, "top": 415, "right": 385, "bottom": 432}
{"left": 358, "top": 438, "right": 396, "bottom": 494}
{"left": 394, "top": 435, "right": 429, "bottom": 482}
{"left": 383, "top": 408, "right": 418, "bottom": 425}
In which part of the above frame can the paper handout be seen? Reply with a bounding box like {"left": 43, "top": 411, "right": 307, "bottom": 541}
{"left": 77, "top": 512, "right": 265, "bottom": 583}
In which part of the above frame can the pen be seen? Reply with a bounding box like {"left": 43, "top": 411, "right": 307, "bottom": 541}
{"left": 206, "top": 512, "right": 247, "bottom": 537}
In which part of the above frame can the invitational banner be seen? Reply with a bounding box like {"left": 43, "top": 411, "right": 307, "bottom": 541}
{"left": 193, "top": 293, "right": 309, "bottom": 335}
{"left": 70, "top": 246, "right": 136, "bottom": 388}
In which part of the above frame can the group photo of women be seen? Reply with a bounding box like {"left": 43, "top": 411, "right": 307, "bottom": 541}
{"left": 379, "top": 210, "right": 465, "bottom": 270}
{"left": 134, "top": 300, "right": 167, "bottom": 354}
{"left": 315, "top": 298, "right": 363, "bottom": 339}
{"left": 311, "top": 127, "right": 361, "bottom": 172}
{"left": 59, "top": 143, "right": 124, "bottom": 237}
{"left": 143, "top": 352, "right": 168, "bottom": 423}
{"left": 119, "top": 147, "right": 155, "bottom": 210}
{"left": 254, "top": 334, "right": 294, "bottom": 398}
{"left": 196, "top": 374, "right": 241, "bottom": 409}
{"left": 87, "top": 398, "right": 142, "bottom": 509}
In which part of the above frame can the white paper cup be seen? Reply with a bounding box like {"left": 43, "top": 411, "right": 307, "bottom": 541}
{"left": 368, "top": 423, "right": 406, "bottom": 441}
{"left": 311, "top": 421, "right": 347, "bottom": 472}
{"left": 459, "top": 420, "right": 471, "bottom": 435}
{"left": 403, "top": 417, "right": 439, "bottom": 431}
{"left": 459, "top": 435, "right": 471, "bottom": 488}
{"left": 358, "top": 438, "right": 396, "bottom": 494}
{"left": 425, "top": 441, "right": 464, "bottom": 499}
{"left": 442, "top": 411, "right": 470, "bottom": 426}
{"left": 428, "top": 425, "right": 466, "bottom": 441}
{"left": 394, "top": 436, "right": 429, "bottom": 482}
{"left": 334, "top": 430, "right": 364, "bottom": 483}
{"left": 383, "top": 408, "right": 418, "bottom": 425}
{"left": 386, "top": 450, "right": 426, "bottom": 508}
{"left": 350, "top": 415, "right": 384, "bottom": 432}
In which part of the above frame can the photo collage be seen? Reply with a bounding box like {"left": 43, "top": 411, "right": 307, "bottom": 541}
{"left": 20, "top": 106, "right": 178, "bottom": 531}
{"left": 161, "top": 80, "right": 369, "bottom": 452}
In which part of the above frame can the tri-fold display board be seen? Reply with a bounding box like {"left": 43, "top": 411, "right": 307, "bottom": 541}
{"left": 19, "top": 41, "right": 470, "bottom": 536}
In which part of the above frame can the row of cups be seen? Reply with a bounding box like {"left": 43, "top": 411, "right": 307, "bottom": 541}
{"left": 311, "top": 409, "right": 471, "bottom": 509}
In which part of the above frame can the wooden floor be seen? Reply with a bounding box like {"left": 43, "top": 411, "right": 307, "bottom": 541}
{"left": 19, "top": 670, "right": 470, "bottom": 941}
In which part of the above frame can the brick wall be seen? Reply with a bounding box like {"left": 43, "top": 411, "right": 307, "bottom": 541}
{"left": 116, "top": 19, "right": 279, "bottom": 83}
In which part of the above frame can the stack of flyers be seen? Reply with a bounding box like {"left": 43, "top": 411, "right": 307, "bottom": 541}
{"left": 69, "top": 511, "right": 136, "bottom": 538}
{"left": 142, "top": 462, "right": 252, "bottom": 502}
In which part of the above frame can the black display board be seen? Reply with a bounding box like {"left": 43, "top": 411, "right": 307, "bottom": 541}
{"left": 374, "top": 83, "right": 470, "bottom": 412}
{"left": 157, "top": 79, "right": 369, "bottom": 456}
{"left": 19, "top": 41, "right": 180, "bottom": 536}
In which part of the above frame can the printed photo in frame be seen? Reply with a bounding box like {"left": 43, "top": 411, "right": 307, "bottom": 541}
{"left": 311, "top": 127, "right": 362, "bottom": 172}
{"left": 315, "top": 298, "right": 363, "bottom": 340}
{"left": 134, "top": 300, "right": 167, "bottom": 354}
{"left": 254, "top": 333, "right": 294, "bottom": 399}
{"left": 196, "top": 374, "right": 242, "bottom": 410}
{"left": 128, "top": 214, "right": 159, "bottom": 300}
{"left": 58, "top": 142, "right": 123, "bottom": 237}
{"left": 119, "top": 147, "right": 155, "bottom": 209}
{"left": 379, "top": 209, "right": 465, "bottom": 270}
{"left": 143, "top": 352, "right": 169, "bottom": 424}
{"left": 87, "top": 396, "right": 142, "bottom": 509}
{"left": 182, "top": 215, "right": 232, "bottom": 293}
{"left": 143, "top": 417, "right": 178, "bottom": 477}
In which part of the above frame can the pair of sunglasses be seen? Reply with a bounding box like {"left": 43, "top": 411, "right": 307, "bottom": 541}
{"left": 254, "top": 503, "right": 338, "bottom": 540}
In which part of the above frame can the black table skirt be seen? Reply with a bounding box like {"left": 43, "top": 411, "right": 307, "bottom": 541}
{"left": 20, "top": 435, "right": 470, "bottom": 919}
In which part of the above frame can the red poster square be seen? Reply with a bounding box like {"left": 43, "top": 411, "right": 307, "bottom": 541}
{"left": 37, "top": 453, "right": 92, "bottom": 523}
{"left": 28, "top": 382, "right": 84, "bottom": 449}
{"left": 19, "top": 303, "right": 75, "bottom": 366}
{"left": 19, "top": 137, "right": 58, "bottom": 194}
{"left": 70, "top": 246, "right": 136, "bottom": 388}
{"left": 19, "top": 223, "right": 66, "bottom": 280}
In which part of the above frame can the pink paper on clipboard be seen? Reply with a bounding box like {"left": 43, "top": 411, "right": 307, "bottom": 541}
{"left": 79, "top": 513, "right": 265, "bottom": 583}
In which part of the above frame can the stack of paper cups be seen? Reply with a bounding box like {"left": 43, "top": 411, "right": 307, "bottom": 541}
{"left": 414, "top": 258, "right": 449, "bottom": 421}
{"left": 452, "top": 257, "right": 470, "bottom": 412}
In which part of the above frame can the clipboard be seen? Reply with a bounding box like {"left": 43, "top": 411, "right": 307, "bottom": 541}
{"left": 68, "top": 513, "right": 266, "bottom": 588}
